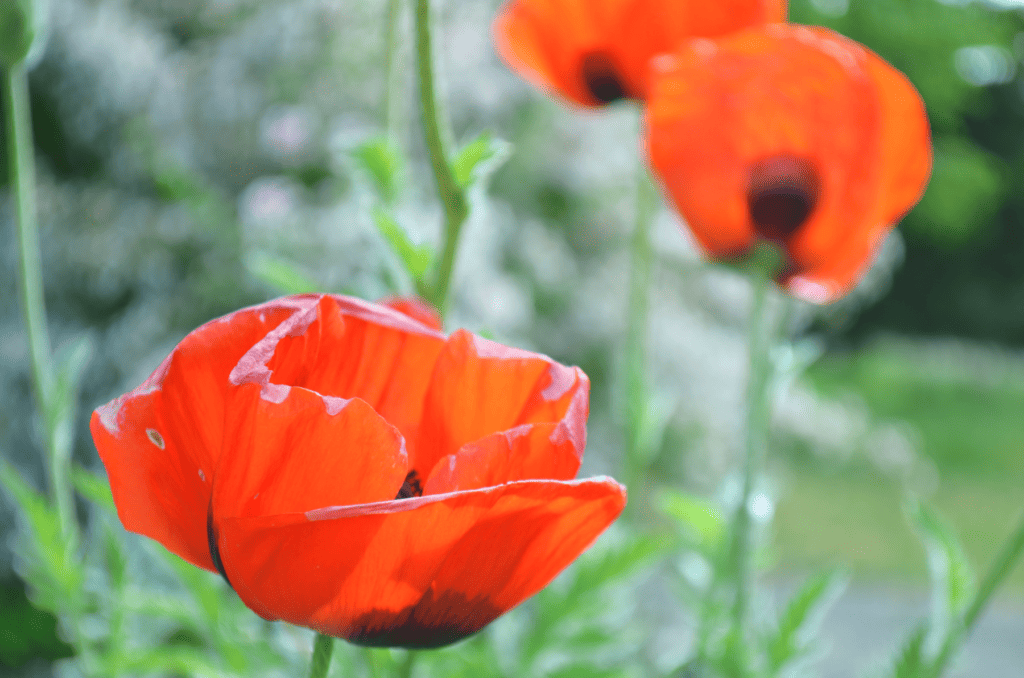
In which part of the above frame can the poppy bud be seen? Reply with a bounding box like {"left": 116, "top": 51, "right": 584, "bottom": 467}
{"left": 0, "top": 0, "right": 46, "bottom": 68}
{"left": 493, "top": 0, "right": 787, "bottom": 107}
{"left": 645, "top": 25, "right": 932, "bottom": 302}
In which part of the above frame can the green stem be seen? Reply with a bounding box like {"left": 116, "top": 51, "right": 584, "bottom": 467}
{"left": 929, "top": 512, "right": 1024, "bottom": 677}
{"left": 729, "top": 273, "right": 774, "bottom": 634}
{"left": 308, "top": 633, "right": 334, "bottom": 678}
{"left": 4, "top": 64, "right": 76, "bottom": 550}
{"left": 623, "top": 167, "right": 657, "bottom": 495}
{"left": 414, "top": 0, "right": 468, "bottom": 316}
{"left": 396, "top": 651, "right": 415, "bottom": 678}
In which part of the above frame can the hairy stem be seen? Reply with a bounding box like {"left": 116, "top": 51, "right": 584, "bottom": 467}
{"left": 308, "top": 633, "right": 334, "bottom": 678}
{"left": 623, "top": 167, "right": 657, "bottom": 494}
{"left": 414, "top": 0, "right": 468, "bottom": 315}
{"left": 729, "top": 273, "right": 774, "bottom": 634}
{"left": 5, "top": 64, "right": 77, "bottom": 550}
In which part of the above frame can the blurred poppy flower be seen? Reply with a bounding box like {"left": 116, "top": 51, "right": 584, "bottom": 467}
{"left": 90, "top": 294, "right": 625, "bottom": 648}
{"left": 645, "top": 24, "right": 932, "bottom": 303}
{"left": 493, "top": 0, "right": 786, "bottom": 106}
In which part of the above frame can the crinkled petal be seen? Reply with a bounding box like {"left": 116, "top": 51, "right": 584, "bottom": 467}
{"left": 416, "top": 331, "right": 586, "bottom": 477}
{"left": 231, "top": 295, "right": 447, "bottom": 462}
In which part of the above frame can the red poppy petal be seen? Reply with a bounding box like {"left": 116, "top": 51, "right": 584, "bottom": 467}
{"left": 89, "top": 297, "right": 311, "bottom": 570}
{"left": 416, "top": 331, "right": 586, "bottom": 476}
{"left": 91, "top": 397, "right": 214, "bottom": 570}
{"left": 495, "top": 0, "right": 787, "bottom": 106}
{"left": 212, "top": 383, "right": 408, "bottom": 522}
{"left": 216, "top": 477, "right": 626, "bottom": 648}
{"left": 232, "top": 296, "right": 447, "bottom": 460}
{"left": 379, "top": 296, "right": 444, "bottom": 331}
{"left": 422, "top": 371, "right": 588, "bottom": 493}
{"left": 862, "top": 49, "right": 932, "bottom": 226}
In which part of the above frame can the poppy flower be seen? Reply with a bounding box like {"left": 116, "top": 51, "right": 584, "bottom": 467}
{"left": 645, "top": 24, "right": 932, "bottom": 303}
{"left": 493, "top": 0, "right": 787, "bottom": 106}
{"left": 90, "top": 294, "right": 625, "bottom": 648}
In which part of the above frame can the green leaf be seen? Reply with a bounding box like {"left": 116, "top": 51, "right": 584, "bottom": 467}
{"left": 765, "top": 569, "right": 847, "bottom": 675}
{"left": 451, "top": 132, "right": 510, "bottom": 189}
{"left": 373, "top": 207, "right": 433, "bottom": 281}
{"left": 245, "top": 251, "right": 320, "bottom": 294}
{"left": 658, "top": 489, "right": 725, "bottom": 546}
{"left": 352, "top": 136, "right": 403, "bottom": 205}
{"left": 71, "top": 465, "right": 115, "bottom": 512}
{"left": 891, "top": 624, "right": 929, "bottom": 678}
{"left": 0, "top": 462, "right": 83, "bottom": 610}
{"left": 567, "top": 532, "right": 669, "bottom": 603}
{"left": 907, "top": 499, "right": 975, "bottom": 635}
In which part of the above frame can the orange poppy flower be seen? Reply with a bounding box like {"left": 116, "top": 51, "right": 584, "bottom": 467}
{"left": 645, "top": 24, "right": 932, "bottom": 303}
{"left": 493, "top": 0, "right": 787, "bottom": 106}
{"left": 90, "top": 294, "right": 625, "bottom": 648}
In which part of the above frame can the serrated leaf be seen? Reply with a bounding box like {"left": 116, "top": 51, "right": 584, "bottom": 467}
{"left": 352, "top": 136, "right": 402, "bottom": 204}
{"left": 373, "top": 207, "right": 433, "bottom": 280}
{"left": 766, "top": 569, "right": 847, "bottom": 675}
{"left": 0, "top": 462, "right": 83, "bottom": 608}
{"left": 658, "top": 489, "right": 725, "bottom": 546}
{"left": 452, "top": 131, "right": 510, "bottom": 189}
{"left": 245, "top": 251, "right": 320, "bottom": 294}
{"left": 907, "top": 499, "right": 974, "bottom": 638}
{"left": 568, "top": 533, "right": 669, "bottom": 602}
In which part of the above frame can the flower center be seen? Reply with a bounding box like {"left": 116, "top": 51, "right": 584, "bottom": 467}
{"left": 580, "top": 51, "right": 625, "bottom": 104}
{"left": 747, "top": 155, "right": 820, "bottom": 241}
{"left": 396, "top": 470, "right": 423, "bottom": 499}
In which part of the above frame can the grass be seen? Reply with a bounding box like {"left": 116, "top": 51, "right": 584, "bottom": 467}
{"left": 772, "top": 336, "right": 1024, "bottom": 592}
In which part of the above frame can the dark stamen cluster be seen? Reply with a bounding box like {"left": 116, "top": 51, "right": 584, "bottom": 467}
{"left": 747, "top": 155, "right": 820, "bottom": 241}
{"left": 580, "top": 51, "right": 625, "bottom": 104}
{"left": 396, "top": 470, "right": 423, "bottom": 499}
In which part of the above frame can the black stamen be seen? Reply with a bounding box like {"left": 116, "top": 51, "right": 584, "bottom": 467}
{"left": 207, "top": 503, "right": 232, "bottom": 588}
{"left": 396, "top": 470, "right": 423, "bottom": 499}
{"left": 747, "top": 156, "right": 820, "bottom": 241}
{"left": 580, "top": 51, "right": 625, "bottom": 104}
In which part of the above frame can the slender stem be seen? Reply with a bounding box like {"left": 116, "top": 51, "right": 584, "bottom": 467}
{"left": 729, "top": 273, "right": 774, "bottom": 633}
{"left": 413, "top": 0, "right": 468, "bottom": 315}
{"left": 5, "top": 64, "right": 76, "bottom": 549}
{"left": 308, "top": 633, "right": 334, "bottom": 678}
{"left": 623, "top": 166, "right": 657, "bottom": 494}
{"left": 929, "top": 512, "right": 1024, "bottom": 677}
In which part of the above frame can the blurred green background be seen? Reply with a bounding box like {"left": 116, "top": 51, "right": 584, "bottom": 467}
{"left": 1, "top": 0, "right": 1023, "bottom": 674}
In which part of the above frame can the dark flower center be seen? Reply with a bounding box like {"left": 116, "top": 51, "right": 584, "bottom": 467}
{"left": 747, "top": 155, "right": 820, "bottom": 241}
{"left": 396, "top": 470, "right": 423, "bottom": 499}
{"left": 580, "top": 51, "right": 625, "bottom": 104}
